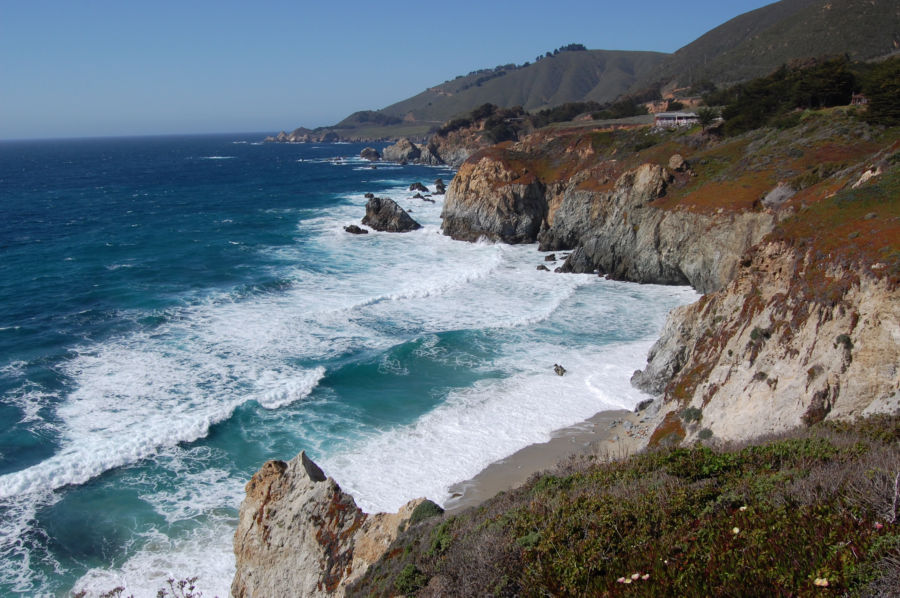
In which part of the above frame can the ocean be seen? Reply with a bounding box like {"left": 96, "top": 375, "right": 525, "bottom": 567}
{"left": 0, "top": 134, "right": 697, "bottom": 597}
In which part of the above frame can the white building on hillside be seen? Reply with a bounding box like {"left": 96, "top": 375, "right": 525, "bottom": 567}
{"left": 654, "top": 112, "right": 700, "bottom": 128}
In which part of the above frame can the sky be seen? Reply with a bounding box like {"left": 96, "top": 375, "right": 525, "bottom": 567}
{"left": 0, "top": 0, "right": 777, "bottom": 140}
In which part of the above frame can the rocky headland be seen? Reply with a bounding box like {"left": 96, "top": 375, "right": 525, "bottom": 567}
{"left": 235, "top": 106, "right": 899, "bottom": 595}
{"left": 441, "top": 110, "right": 898, "bottom": 446}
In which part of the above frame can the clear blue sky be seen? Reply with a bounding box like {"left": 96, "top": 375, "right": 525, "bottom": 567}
{"left": 0, "top": 0, "right": 775, "bottom": 140}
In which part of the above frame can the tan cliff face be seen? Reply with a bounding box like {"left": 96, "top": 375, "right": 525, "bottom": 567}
{"left": 232, "top": 452, "right": 423, "bottom": 598}
{"left": 636, "top": 242, "right": 900, "bottom": 444}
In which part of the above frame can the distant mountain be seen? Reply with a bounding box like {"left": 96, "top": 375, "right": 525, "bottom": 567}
{"left": 640, "top": 0, "right": 900, "bottom": 90}
{"left": 272, "top": 0, "right": 900, "bottom": 141}
{"left": 365, "top": 49, "right": 667, "bottom": 126}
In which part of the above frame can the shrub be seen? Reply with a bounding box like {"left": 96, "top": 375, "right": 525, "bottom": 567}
{"left": 408, "top": 500, "right": 444, "bottom": 525}
{"left": 680, "top": 406, "right": 703, "bottom": 423}
{"left": 394, "top": 564, "right": 427, "bottom": 595}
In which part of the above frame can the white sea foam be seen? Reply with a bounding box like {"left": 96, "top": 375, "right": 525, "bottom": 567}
{"left": 197, "top": 156, "right": 235, "bottom": 160}
{"left": 5, "top": 166, "right": 699, "bottom": 597}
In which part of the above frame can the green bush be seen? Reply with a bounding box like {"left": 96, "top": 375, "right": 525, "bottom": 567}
{"left": 394, "top": 564, "right": 427, "bottom": 595}
{"left": 408, "top": 500, "right": 444, "bottom": 525}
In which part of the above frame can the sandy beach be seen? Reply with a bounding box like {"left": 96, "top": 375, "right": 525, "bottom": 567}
{"left": 444, "top": 405, "right": 659, "bottom": 512}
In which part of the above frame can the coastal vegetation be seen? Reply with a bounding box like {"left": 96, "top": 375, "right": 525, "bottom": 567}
{"left": 348, "top": 415, "right": 900, "bottom": 596}
{"left": 704, "top": 56, "right": 900, "bottom": 135}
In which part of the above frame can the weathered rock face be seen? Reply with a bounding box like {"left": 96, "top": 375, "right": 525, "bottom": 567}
{"left": 382, "top": 138, "right": 421, "bottom": 163}
{"left": 634, "top": 242, "right": 900, "bottom": 442}
{"left": 443, "top": 151, "right": 774, "bottom": 293}
{"left": 362, "top": 197, "right": 422, "bottom": 232}
{"left": 417, "top": 142, "right": 444, "bottom": 166}
{"left": 441, "top": 154, "right": 547, "bottom": 244}
{"left": 232, "top": 451, "right": 423, "bottom": 598}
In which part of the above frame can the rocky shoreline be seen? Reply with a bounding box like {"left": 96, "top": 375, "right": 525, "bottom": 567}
{"left": 233, "top": 110, "right": 899, "bottom": 596}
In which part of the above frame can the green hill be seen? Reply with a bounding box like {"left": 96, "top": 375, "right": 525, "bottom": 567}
{"left": 274, "top": 0, "right": 900, "bottom": 141}
{"left": 641, "top": 0, "right": 900, "bottom": 90}
{"left": 370, "top": 49, "right": 667, "bottom": 126}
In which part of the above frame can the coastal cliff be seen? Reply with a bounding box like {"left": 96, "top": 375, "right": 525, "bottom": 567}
{"left": 441, "top": 108, "right": 899, "bottom": 444}
{"left": 232, "top": 108, "right": 899, "bottom": 595}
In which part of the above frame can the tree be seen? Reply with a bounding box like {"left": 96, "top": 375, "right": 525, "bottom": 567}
{"left": 697, "top": 107, "right": 720, "bottom": 127}
{"left": 863, "top": 57, "right": 900, "bottom": 126}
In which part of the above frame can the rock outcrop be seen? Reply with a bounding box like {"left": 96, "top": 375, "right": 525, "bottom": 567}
{"left": 382, "top": 138, "right": 421, "bottom": 163}
{"left": 362, "top": 197, "right": 422, "bottom": 232}
{"left": 441, "top": 154, "right": 547, "bottom": 244}
{"left": 443, "top": 152, "right": 772, "bottom": 292}
{"left": 359, "top": 147, "right": 381, "bottom": 161}
{"left": 232, "top": 452, "right": 423, "bottom": 598}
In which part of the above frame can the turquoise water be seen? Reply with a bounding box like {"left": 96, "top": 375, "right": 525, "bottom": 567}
{"left": 0, "top": 135, "right": 696, "bottom": 596}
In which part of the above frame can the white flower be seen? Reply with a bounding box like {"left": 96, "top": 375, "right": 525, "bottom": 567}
{"left": 631, "top": 573, "right": 641, "bottom": 580}
{"left": 732, "top": 527, "right": 740, "bottom": 534}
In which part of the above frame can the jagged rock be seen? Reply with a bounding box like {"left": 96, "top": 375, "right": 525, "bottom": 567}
{"left": 434, "top": 179, "right": 446, "bottom": 195}
{"left": 362, "top": 197, "right": 422, "bottom": 232}
{"left": 344, "top": 224, "right": 368, "bottom": 235}
{"left": 544, "top": 254, "right": 556, "bottom": 262}
{"left": 441, "top": 154, "right": 546, "bottom": 244}
{"left": 360, "top": 147, "right": 381, "bottom": 161}
{"left": 409, "top": 182, "right": 428, "bottom": 193}
{"left": 382, "top": 138, "right": 421, "bottom": 163}
{"left": 634, "top": 398, "right": 655, "bottom": 413}
{"left": 417, "top": 142, "right": 444, "bottom": 166}
{"left": 558, "top": 247, "right": 595, "bottom": 274}
{"left": 537, "top": 264, "right": 550, "bottom": 271}
{"left": 537, "top": 163, "right": 773, "bottom": 293}
{"left": 761, "top": 182, "right": 795, "bottom": 209}
{"left": 232, "top": 451, "right": 424, "bottom": 598}
{"left": 364, "top": 192, "right": 375, "bottom": 199}
{"left": 668, "top": 153, "right": 689, "bottom": 172}
{"left": 554, "top": 364, "right": 567, "bottom": 376}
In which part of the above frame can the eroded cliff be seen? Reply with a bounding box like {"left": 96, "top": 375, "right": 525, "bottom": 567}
{"left": 440, "top": 110, "right": 899, "bottom": 444}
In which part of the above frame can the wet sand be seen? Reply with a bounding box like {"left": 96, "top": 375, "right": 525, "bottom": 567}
{"left": 443, "top": 407, "right": 655, "bottom": 512}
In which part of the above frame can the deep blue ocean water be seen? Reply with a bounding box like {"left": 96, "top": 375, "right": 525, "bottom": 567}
{"left": 0, "top": 134, "right": 696, "bottom": 596}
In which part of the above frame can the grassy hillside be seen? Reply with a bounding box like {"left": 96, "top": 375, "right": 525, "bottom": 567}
{"left": 377, "top": 49, "right": 667, "bottom": 125}
{"left": 640, "top": 0, "right": 900, "bottom": 91}
{"left": 348, "top": 415, "right": 900, "bottom": 596}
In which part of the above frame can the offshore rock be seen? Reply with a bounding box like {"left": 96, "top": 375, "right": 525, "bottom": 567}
{"left": 382, "top": 138, "right": 421, "bottom": 163}
{"left": 343, "top": 224, "right": 368, "bottom": 235}
{"left": 232, "top": 451, "right": 424, "bottom": 598}
{"left": 434, "top": 178, "right": 447, "bottom": 195}
{"left": 360, "top": 147, "right": 381, "bottom": 161}
{"left": 441, "top": 153, "right": 546, "bottom": 243}
{"left": 362, "top": 197, "right": 422, "bottom": 232}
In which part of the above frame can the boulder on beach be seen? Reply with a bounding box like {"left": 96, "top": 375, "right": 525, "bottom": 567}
{"left": 362, "top": 197, "right": 422, "bottom": 232}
